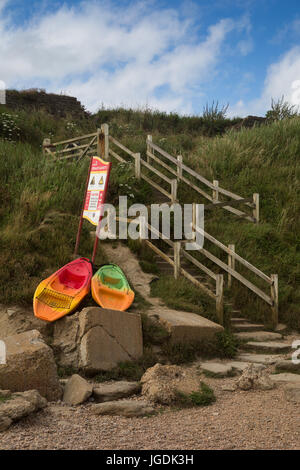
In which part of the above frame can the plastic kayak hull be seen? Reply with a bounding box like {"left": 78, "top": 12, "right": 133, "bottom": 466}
{"left": 33, "top": 257, "right": 93, "bottom": 322}
{"left": 91, "top": 264, "right": 134, "bottom": 311}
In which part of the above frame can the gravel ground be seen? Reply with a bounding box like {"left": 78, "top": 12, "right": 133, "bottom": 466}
{"left": 1, "top": 376, "right": 299, "bottom": 450}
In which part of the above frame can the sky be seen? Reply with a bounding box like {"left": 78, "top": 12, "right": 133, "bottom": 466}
{"left": 0, "top": 0, "right": 300, "bottom": 116}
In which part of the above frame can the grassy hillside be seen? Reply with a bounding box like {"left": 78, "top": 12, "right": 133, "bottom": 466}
{"left": 0, "top": 104, "right": 299, "bottom": 330}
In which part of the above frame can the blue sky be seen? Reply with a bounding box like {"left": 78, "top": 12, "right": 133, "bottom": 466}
{"left": 1, "top": 0, "right": 300, "bottom": 116}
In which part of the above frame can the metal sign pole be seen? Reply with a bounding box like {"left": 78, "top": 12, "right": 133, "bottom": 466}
{"left": 74, "top": 156, "right": 93, "bottom": 258}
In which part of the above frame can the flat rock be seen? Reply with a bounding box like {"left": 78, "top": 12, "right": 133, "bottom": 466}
{"left": 233, "top": 323, "right": 265, "bottom": 332}
{"left": 225, "top": 361, "right": 250, "bottom": 372}
{"left": 221, "top": 384, "right": 237, "bottom": 392}
{"left": 201, "top": 362, "right": 233, "bottom": 377}
{"left": 237, "top": 353, "right": 284, "bottom": 365}
{"left": 150, "top": 307, "right": 223, "bottom": 345}
{"left": 93, "top": 381, "right": 141, "bottom": 402}
{"left": 242, "top": 341, "right": 291, "bottom": 354}
{"left": 235, "top": 331, "right": 282, "bottom": 342}
{"left": 270, "top": 373, "right": 300, "bottom": 384}
{"left": 79, "top": 307, "right": 143, "bottom": 373}
{"left": 275, "top": 360, "right": 300, "bottom": 373}
{"left": 63, "top": 374, "right": 93, "bottom": 405}
{"left": 284, "top": 383, "right": 300, "bottom": 403}
{"left": 0, "top": 330, "right": 62, "bottom": 401}
{"left": 91, "top": 400, "right": 155, "bottom": 417}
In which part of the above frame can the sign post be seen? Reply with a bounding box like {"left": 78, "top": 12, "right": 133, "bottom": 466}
{"left": 74, "top": 156, "right": 111, "bottom": 261}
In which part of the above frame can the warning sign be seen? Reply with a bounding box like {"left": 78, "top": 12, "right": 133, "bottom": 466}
{"left": 83, "top": 156, "right": 111, "bottom": 225}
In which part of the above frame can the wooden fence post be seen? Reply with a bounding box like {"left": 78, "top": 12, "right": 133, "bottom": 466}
{"left": 101, "top": 123, "right": 109, "bottom": 161}
{"left": 174, "top": 241, "right": 181, "bottom": 279}
{"left": 270, "top": 274, "right": 278, "bottom": 329}
{"left": 191, "top": 202, "right": 196, "bottom": 241}
{"left": 253, "top": 193, "right": 259, "bottom": 223}
{"left": 147, "top": 135, "right": 152, "bottom": 163}
{"left": 135, "top": 153, "right": 141, "bottom": 180}
{"left": 228, "top": 244, "right": 235, "bottom": 288}
{"left": 213, "top": 180, "right": 219, "bottom": 202}
{"left": 96, "top": 128, "right": 101, "bottom": 158}
{"left": 43, "top": 138, "right": 51, "bottom": 156}
{"left": 177, "top": 155, "right": 183, "bottom": 181}
{"left": 216, "top": 274, "right": 224, "bottom": 326}
{"left": 171, "top": 180, "right": 177, "bottom": 203}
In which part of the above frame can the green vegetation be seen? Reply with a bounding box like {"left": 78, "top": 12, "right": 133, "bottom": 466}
{"left": 174, "top": 382, "right": 216, "bottom": 407}
{"left": 0, "top": 99, "right": 299, "bottom": 332}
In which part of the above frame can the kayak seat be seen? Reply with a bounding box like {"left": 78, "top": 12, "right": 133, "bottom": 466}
{"left": 58, "top": 269, "right": 86, "bottom": 289}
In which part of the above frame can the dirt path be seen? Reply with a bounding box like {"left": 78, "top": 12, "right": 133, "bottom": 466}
{"left": 0, "top": 376, "right": 299, "bottom": 450}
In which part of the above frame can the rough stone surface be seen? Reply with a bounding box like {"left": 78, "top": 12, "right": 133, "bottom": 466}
{"left": 270, "top": 373, "right": 300, "bottom": 384}
{"left": 237, "top": 353, "right": 284, "bottom": 365}
{"left": 275, "top": 360, "right": 300, "bottom": 373}
{"left": 0, "top": 306, "right": 52, "bottom": 341}
{"left": 236, "top": 364, "right": 274, "bottom": 391}
{"left": 53, "top": 313, "right": 80, "bottom": 368}
{"left": 0, "top": 389, "right": 47, "bottom": 431}
{"left": 243, "top": 341, "right": 291, "bottom": 353}
{"left": 79, "top": 308, "right": 143, "bottom": 372}
{"left": 91, "top": 400, "right": 155, "bottom": 417}
{"left": 141, "top": 363, "right": 201, "bottom": 405}
{"left": 225, "top": 361, "right": 250, "bottom": 372}
{"left": 152, "top": 307, "right": 224, "bottom": 345}
{"left": 233, "top": 323, "right": 265, "bottom": 332}
{"left": 93, "top": 381, "right": 141, "bottom": 402}
{"left": 63, "top": 374, "right": 93, "bottom": 406}
{"left": 0, "top": 330, "right": 62, "bottom": 401}
{"left": 284, "top": 384, "right": 300, "bottom": 404}
{"left": 201, "top": 362, "right": 233, "bottom": 377}
{"left": 221, "top": 384, "right": 237, "bottom": 392}
{"left": 235, "top": 331, "right": 282, "bottom": 342}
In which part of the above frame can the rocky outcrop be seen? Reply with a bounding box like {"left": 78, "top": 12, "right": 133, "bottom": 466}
{"left": 0, "top": 330, "right": 62, "bottom": 401}
{"left": 63, "top": 374, "right": 93, "bottom": 406}
{"left": 141, "top": 363, "right": 201, "bottom": 404}
{"left": 53, "top": 307, "right": 143, "bottom": 373}
{"left": 0, "top": 389, "right": 47, "bottom": 432}
{"left": 0, "top": 305, "right": 53, "bottom": 341}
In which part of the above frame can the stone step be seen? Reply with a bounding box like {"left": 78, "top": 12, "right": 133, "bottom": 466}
{"left": 235, "top": 331, "right": 282, "bottom": 342}
{"left": 236, "top": 353, "right": 284, "bottom": 365}
{"left": 275, "top": 360, "right": 300, "bottom": 373}
{"left": 271, "top": 373, "right": 300, "bottom": 384}
{"left": 241, "top": 341, "right": 291, "bottom": 354}
{"left": 232, "top": 322, "right": 266, "bottom": 332}
{"left": 231, "top": 317, "right": 248, "bottom": 324}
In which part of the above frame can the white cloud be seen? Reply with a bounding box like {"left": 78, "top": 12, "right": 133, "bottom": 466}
{"left": 0, "top": 1, "right": 251, "bottom": 113}
{"left": 229, "top": 46, "right": 300, "bottom": 117}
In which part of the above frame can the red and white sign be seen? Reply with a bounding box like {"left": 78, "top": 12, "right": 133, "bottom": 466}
{"left": 83, "top": 156, "right": 111, "bottom": 226}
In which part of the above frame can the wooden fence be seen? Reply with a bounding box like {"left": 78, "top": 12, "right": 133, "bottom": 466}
{"left": 43, "top": 124, "right": 278, "bottom": 327}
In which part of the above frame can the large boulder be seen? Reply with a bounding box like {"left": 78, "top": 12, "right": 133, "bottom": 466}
{"left": 0, "top": 389, "right": 47, "bottom": 432}
{"left": 0, "top": 330, "right": 62, "bottom": 401}
{"left": 141, "top": 363, "right": 201, "bottom": 404}
{"left": 236, "top": 364, "right": 274, "bottom": 391}
{"left": 53, "top": 307, "right": 143, "bottom": 373}
{"left": 63, "top": 374, "right": 93, "bottom": 405}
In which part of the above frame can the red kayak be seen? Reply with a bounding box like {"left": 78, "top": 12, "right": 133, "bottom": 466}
{"left": 33, "top": 257, "right": 93, "bottom": 322}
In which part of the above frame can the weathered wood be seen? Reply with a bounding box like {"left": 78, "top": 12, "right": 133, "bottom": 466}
{"left": 145, "top": 240, "right": 174, "bottom": 266}
{"left": 101, "top": 123, "right": 109, "bottom": 161}
{"left": 52, "top": 132, "right": 97, "bottom": 146}
{"left": 109, "top": 135, "right": 136, "bottom": 159}
{"left": 146, "top": 150, "right": 177, "bottom": 177}
{"left": 177, "top": 155, "right": 183, "bottom": 181}
{"left": 109, "top": 148, "right": 126, "bottom": 163}
{"left": 181, "top": 248, "right": 217, "bottom": 280}
{"left": 141, "top": 174, "right": 171, "bottom": 199}
{"left": 270, "top": 274, "right": 278, "bottom": 328}
{"left": 192, "top": 225, "right": 272, "bottom": 284}
{"left": 78, "top": 135, "right": 97, "bottom": 161}
{"left": 216, "top": 274, "right": 224, "bottom": 325}
{"left": 228, "top": 244, "right": 235, "bottom": 288}
{"left": 146, "top": 135, "right": 152, "bottom": 164}
{"left": 141, "top": 159, "right": 173, "bottom": 184}
{"left": 180, "top": 174, "right": 213, "bottom": 201}
{"left": 204, "top": 197, "right": 253, "bottom": 210}
{"left": 174, "top": 241, "right": 181, "bottom": 279}
{"left": 43, "top": 138, "right": 51, "bottom": 156}
{"left": 135, "top": 153, "right": 141, "bottom": 179}
{"left": 171, "top": 179, "right": 177, "bottom": 202}
{"left": 213, "top": 180, "right": 219, "bottom": 202}
{"left": 253, "top": 193, "right": 260, "bottom": 223}
{"left": 179, "top": 267, "right": 216, "bottom": 299}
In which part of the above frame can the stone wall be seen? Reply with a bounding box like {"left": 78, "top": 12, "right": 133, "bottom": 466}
{"left": 5, "top": 89, "right": 88, "bottom": 118}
